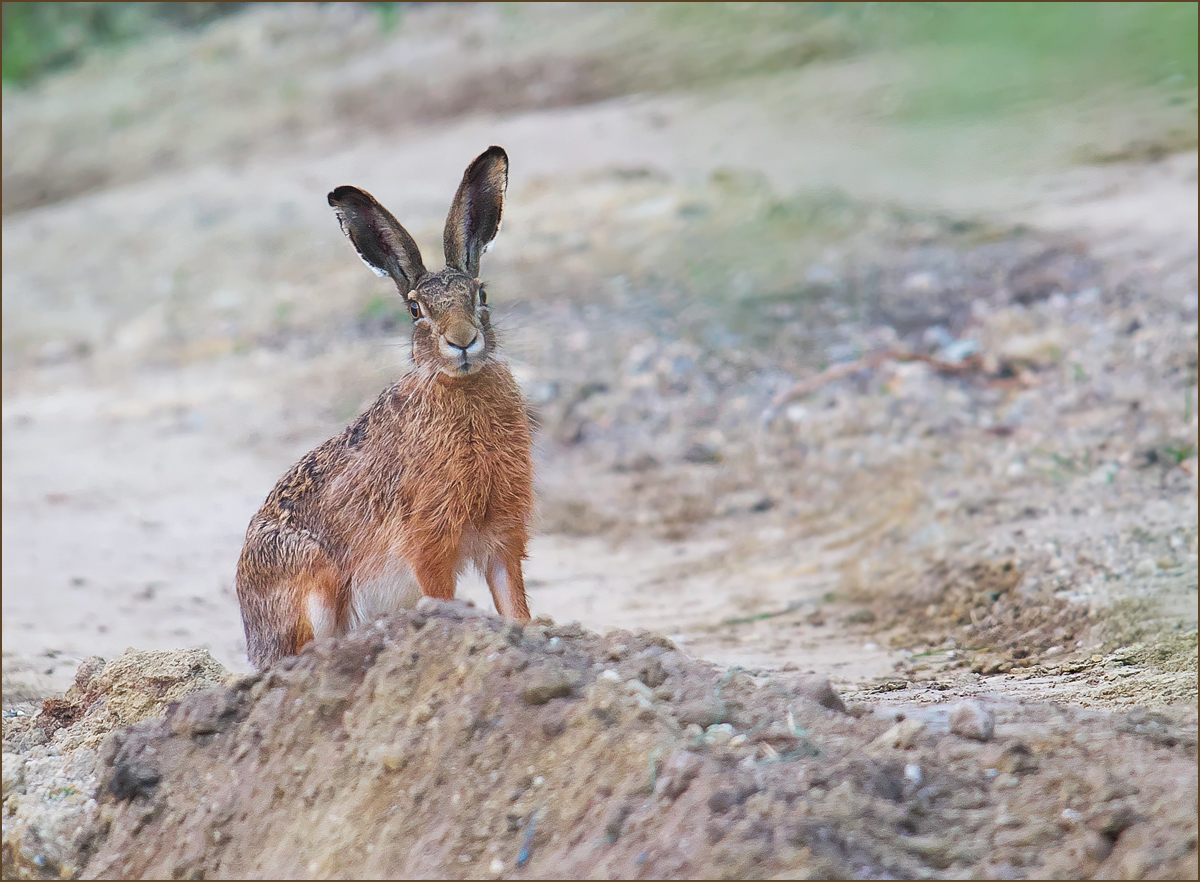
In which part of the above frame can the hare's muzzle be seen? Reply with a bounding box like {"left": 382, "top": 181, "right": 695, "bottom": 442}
{"left": 443, "top": 321, "right": 479, "bottom": 351}
{"left": 438, "top": 319, "right": 487, "bottom": 374}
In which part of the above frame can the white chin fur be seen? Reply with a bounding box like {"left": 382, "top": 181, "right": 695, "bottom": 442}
{"left": 437, "top": 333, "right": 486, "bottom": 363}
{"left": 438, "top": 358, "right": 484, "bottom": 378}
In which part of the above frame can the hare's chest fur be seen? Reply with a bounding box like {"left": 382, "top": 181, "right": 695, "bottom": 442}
{"left": 398, "top": 371, "right": 532, "bottom": 524}
{"left": 333, "top": 372, "right": 530, "bottom": 623}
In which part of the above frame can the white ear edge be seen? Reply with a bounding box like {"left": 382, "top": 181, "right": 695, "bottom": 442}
{"left": 359, "top": 254, "right": 389, "bottom": 278}
{"left": 482, "top": 219, "right": 502, "bottom": 255}
{"left": 333, "top": 208, "right": 392, "bottom": 278}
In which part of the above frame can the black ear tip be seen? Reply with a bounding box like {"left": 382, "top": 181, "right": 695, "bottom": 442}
{"left": 328, "top": 185, "right": 369, "bottom": 207}
{"left": 483, "top": 146, "right": 508, "bottom": 165}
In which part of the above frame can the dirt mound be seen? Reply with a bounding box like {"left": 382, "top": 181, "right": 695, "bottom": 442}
{"left": 3, "top": 602, "right": 1189, "bottom": 880}
{"left": 2, "top": 649, "right": 227, "bottom": 880}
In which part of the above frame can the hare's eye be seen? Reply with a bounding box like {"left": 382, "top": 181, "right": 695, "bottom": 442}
{"left": 408, "top": 301, "right": 422, "bottom": 320}
{"left": 478, "top": 286, "right": 488, "bottom": 306}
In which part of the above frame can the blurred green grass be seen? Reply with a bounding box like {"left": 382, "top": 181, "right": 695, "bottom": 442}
{"left": 638, "top": 3, "right": 1198, "bottom": 314}
{"left": 647, "top": 2, "right": 1196, "bottom": 110}
{"left": 864, "top": 2, "right": 1198, "bottom": 119}
{"left": 0, "top": 2, "right": 398, "bottom": 85}
{"left": 7, "top": 3, "right": 1196, "bottom": 97}
{"left": 1, "top": 3, "right": 244, "bottom": 84}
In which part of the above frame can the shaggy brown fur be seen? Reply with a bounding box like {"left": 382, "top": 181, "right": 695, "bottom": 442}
{"left": 236, "top": 147, "right": 534, "bottom": 670}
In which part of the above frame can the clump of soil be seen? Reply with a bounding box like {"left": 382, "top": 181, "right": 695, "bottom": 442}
{"left": 874, "top": 560, "right": 1093, "bottom": 675}
{"left": 4, "top": 649, "right": 226, "bottom": 753}
{"left": 2, "top": 649, "right": 227, "bottom": 880}
{"left": 4, "top": 602, "right": 1190, "bottom": 880}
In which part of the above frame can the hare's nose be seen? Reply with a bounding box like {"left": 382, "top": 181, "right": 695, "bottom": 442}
{"left": 445, "top": 325, "right": 479, "bottom": 351}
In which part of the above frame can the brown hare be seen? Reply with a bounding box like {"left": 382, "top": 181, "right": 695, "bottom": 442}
{"left": 236, "top": 146, "right": 534, "bottom": 670}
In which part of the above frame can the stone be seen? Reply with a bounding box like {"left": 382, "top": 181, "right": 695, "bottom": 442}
{"left": 999, "top": 329, "right": 1068, "bottom": 367}
{"left": 2, "top": 752, "right": 26, "bottom": 797}
{"left": 73, "top": 656, "right": 107, "bottom": 693}
{"left": 704, "top": 723, "right": 736, "bottom": 745}
{"left": 996, "top": 742, "right": 1039, "bottom": 776}
{"left": 870, "top": 719, "right": 926, "bottom": 750}
{"left": 520, "top": 663, "right": 577, "bottom": 706}
{"left": 949, "top": 700, "right": 995, "bottom": 742}
{"left": 675, "top": 698, "right": 724, "bottom": 729}
{"left": 654, "top": 749, "right": 704, "bottom": 800}
{"left": 794, "top": 676, "right": 846, "bottom": 713}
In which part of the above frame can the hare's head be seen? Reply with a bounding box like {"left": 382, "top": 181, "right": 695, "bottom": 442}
{"left": 328, "top": 146, "right": 508, "bottom": 379}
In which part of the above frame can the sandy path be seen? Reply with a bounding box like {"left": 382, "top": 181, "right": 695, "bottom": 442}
{"left": 3, "top": 6, "right": 1195, "bottom": 705}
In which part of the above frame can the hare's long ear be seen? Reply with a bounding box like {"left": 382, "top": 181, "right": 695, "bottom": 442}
{"left": 328, "top": 186, "right": 426, "bottom": 298}
{"left": 443, "top": 146, "right": 508, "bottom": 279}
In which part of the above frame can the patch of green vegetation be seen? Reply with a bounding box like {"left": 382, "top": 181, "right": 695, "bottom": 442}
{"left": 664, "top": 168, "right": 869, "bottom": 317}
{"left": 720, "top": 599, "right": 806, "bottom": 627}
{"left": 357, "top": 293, "right": 407, "bottom": 334}
{"left": 370, "top": 2, "right": 404, "bottom": 36}
{"left": 631, "top": 3, "right": 1196, "bottom": 116}
{"left": 1161, "top": 443, "right": 1196, "bottom": 465}
{"left": 862, "top": 3, "right": 1197, "bottom": 119}
{"left": 640, "top": 2, "right": 856, "bottom": 86}
{"left": 1, "top": 2, "right": 244, "bottom": 85}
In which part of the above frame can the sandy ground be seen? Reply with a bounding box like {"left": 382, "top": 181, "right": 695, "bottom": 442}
{"left": 4, "top": 605, "right": 1185, "bottom": 880}
{"left": 3, "top": 2, "right": 1197, "bottom": 731}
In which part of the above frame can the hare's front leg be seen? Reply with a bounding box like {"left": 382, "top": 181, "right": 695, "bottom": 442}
{"left": 411, "top": 533, "right": 460, "bottom": 602}
{"left": 484, "top": 539, "right": 531, "bottom": 623}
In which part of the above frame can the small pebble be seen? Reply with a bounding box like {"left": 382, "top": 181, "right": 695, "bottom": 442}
{"left": 489, "top": 857, "right": 504, "bottom": 876}
{"left": 415, "top": 596, "right": 443, "bottom": 614}
{"left": 793, "top": 675, "right": 846, "bottom": 713}
{"left": 520, "top": 665, "right": 576, "bottom": 706}
{"left": 904, "top": 764, "right": 922, "bottom": 784}
{"left": 675, "top": 698, "right": 724, "bottom": 728}
{"left": 949, "top": 700, "right": 996, "bottom": 742}
{"left": 624, "top": 679, "right": 654, "bottom": 699}
{"left": 870, "top": 719, "right": 925, "bottom": 750}
{"left": 704, "top": 723, "right": 736, "bottom": 745}
{"left": 654, "top": 750, "right": 703, "bottom": 800}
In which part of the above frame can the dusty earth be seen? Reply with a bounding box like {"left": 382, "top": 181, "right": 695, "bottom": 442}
{"left": 2, "top": 3, "right": 1198, "bottom": 879}
{"left": 5, "top": 602, "right": 1199, "bottom": 880}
